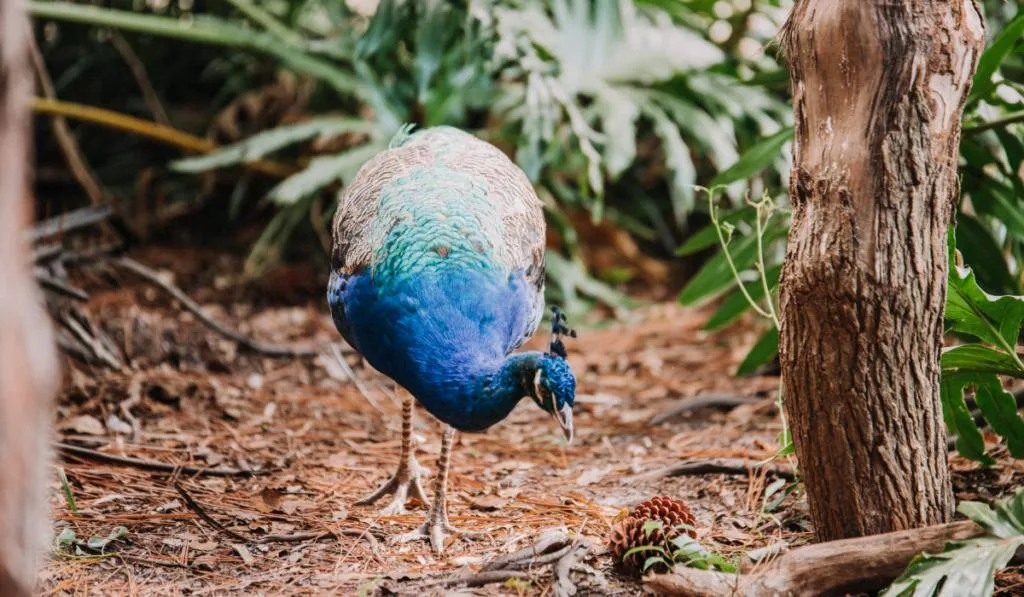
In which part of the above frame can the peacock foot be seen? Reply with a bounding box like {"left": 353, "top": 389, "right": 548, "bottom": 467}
{"left": 392, "top": 506, "right": 481, "bottom": 554}
{"left": 354, "top": 457, "right": 429, "bottom": 516}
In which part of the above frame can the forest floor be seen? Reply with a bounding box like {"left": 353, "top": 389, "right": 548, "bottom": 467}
{"left": 37, "top": 246, "right": 1024, "bottom": 596}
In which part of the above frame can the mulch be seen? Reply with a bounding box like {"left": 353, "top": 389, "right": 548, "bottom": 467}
{"left": 37, "top": 247, "right": 1024, "bottom": 596}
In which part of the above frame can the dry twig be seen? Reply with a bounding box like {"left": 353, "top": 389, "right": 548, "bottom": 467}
{"left": 480, "top": 530, "right": 571, "bottom": 572}
{"left": 649, "top": 394, "right": 760, "bottom": 425}
{"left": 30, "top": 205, "right": 113, "bottom": 244}
{"left": 627, "top": 457, "right": 796, "bottom": 483}
{"left": 111, "top": 257, "right": 322, "bottom": 358}
{"left": 552, "top": 541, "right": 588, "bottom": 597}
{"left": 28, "top": 37, "right": 106, "bottom": 205}
{"left": 109, "top": 33, "right": 170, "bottom": 126}
{"left": 56, "top": 442, "right": 260, "bottom": 477}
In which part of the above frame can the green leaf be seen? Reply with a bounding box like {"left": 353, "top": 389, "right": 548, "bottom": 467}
{"left": 622, "top": 545, "right": 667, "bottom": 560}
{"left": 646, "top": 102, "right": 696, "bottom": 224}
{"left": 268, "top": 143, "right": 382, "bottom": 204}
{"left": 970, "top": 182, "right": 1024, "bottom": 243}
{"left": 676, "top": 205, "right": 755, "bottom": 256}
{"left": 882, "top": 491, "right": 1024, "bottom": 597}
{"left": 945, "top": 229, "right": 1024, "bottom": 353}
{"left": 413, "top": 0, "right": 458, "bottom": 100}
{"left": 973, "top": 375, "right": 1024, "bottom": 458}
{"left": 643, "top": 555, "right": 667, "bottom": 572}
{"left": 86, "top": 526, "right": 128, "bottom": 552}
{"left": 941, "top": 344, "right": 1024, "bottom": 378}
{"left": 955, "top": 213, "right": 1019, "bottom": 295}
{"left": 642, "top": 520, "right": 664, "bottom": 537}
{"left": 969, "top": 11, "right": 1024, "bottom": 104}
{"left": 55, "top": 528, "right": 77, "bottom": 547}
{"left": 941, "top": 373, "right": 994, "bottom": 465}
{"left": 995, "top": 128, "right": 1024, "bottom": 178}
{"left": 704, "top": 263, "right": 782, "bottom": 331}
{"left": 678, "top": 222, "right": 786, "bottom": 306}
{"left": 171, "top": 119, "right": 376, "bottom": 173}
{"left": 736, "top": 326, "right": 778, "bottom": 376}
{"left": 355, "top": 0, "right": 404, "bottom": 58}
{"left": 708, "top": 127, "right": 793, "bottom": 188}
{"left": 668, "top": 534, "right": 737, "bottom": 573}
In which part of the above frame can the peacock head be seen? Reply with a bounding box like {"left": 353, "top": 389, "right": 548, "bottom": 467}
{"left": 528, "top": 307, "right": 577, "bottom": 442}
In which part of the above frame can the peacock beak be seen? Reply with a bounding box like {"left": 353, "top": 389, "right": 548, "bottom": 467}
{"left": 553, "top": 403, "right": 574, "bottom": 443}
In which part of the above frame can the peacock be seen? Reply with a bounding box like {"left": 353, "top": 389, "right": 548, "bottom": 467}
{"left": 327, "top": 125, "right": 577, "bottom": 553}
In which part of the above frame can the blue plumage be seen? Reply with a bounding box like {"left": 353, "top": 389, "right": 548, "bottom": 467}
{"left": 329, "top": 267, "right": 544, "bottom": 431}
{"left": 329, "top": 125, "right": 575, "bottom": 434}
{"left": 328, "top": 125, "right": 576, "bottom": 552}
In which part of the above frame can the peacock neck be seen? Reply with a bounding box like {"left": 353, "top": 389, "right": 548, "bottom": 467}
{"left": 407, "top": 351, "right": 543, "bottom": 432}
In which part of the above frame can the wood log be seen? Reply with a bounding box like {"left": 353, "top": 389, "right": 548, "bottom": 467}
{"left": 645, "top": 520, "right": 981, "bottom": 596}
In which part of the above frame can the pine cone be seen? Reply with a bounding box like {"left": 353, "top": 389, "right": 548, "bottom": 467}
{"left": 608, "top": 495, "right": 697, "bottom": 576}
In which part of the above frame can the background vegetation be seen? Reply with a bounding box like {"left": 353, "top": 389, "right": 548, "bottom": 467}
{"left": 27, "top": 0, "right": 1024, "bottom": 461}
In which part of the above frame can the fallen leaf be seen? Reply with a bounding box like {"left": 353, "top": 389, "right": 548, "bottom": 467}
{"left": 61, "top": 415, "right": 105, "bottom": 436}
{"left": 469, "top": 495, "right": 508, "bottom": 511}
{"left": 233, "top": 543, "right": 255, "bottom": 565}
{"left": 260, "top": 487, "right": 283, "bottom": 510}
{"left": 576, "top": 466, "right": 611, "bottom": 486}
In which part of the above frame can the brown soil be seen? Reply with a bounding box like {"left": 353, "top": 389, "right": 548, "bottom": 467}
{"left": 37, "top": 248, "right": 1024, "bottom": 596}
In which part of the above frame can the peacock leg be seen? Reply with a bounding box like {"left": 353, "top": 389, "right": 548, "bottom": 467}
{"left": 354, "top": 393, "right": 429, "bottom": 515}
{"left": 394, "top": 425, "right": 479, "bottom": 554}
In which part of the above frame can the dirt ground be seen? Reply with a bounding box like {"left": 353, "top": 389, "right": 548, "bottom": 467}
{"left": 37, "top": 247, "right": 1024, "bottom": 596}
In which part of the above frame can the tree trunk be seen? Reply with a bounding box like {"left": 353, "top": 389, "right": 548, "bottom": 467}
{"left": 779, "top": 0, "right": 984, "bottom": 541}
{"left": 0, "top": 0, "right": 59, "bottom": 594}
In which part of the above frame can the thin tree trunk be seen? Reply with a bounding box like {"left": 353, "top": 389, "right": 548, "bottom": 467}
{"left": 0, "top": 0, "right": 60, "bottom": 593}
{"left": 779, "top": 1, "right": 984, "bottom": 541}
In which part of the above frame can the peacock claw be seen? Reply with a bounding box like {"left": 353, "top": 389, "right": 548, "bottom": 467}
{"left": 354, "top": 458, "right": 429, "bottom": 516}
{"left": 392, "top": 509, "right": 481, "bottom": 554}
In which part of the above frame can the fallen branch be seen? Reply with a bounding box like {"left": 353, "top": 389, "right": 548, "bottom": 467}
{"left": 481, "top": 529, "right": 572, "bottom": 572}
{"left": 645, "top": 520, "right": 982, "bottom": 596}
{"left": 650, "top": 394, "right": 761, "bottom": 425}
{"left": 111, "top": 257, "right": 322, "bottom": 358}
{"left": 435, "top": 570, "right": 531, "bottom": 589}
{"left": 56, "top": 441, "right": 261, "bottom": 477}
{"left": 29, "top": 205, "right": 113, "bottom": 244}
{"left": 627, "top": 458, "right": 796, "bottom": 484}
{"left": 174, "top": 483, "right": 251, "bottom": 543}
{"left": 552, "top": 541, "right": 588, "bottom": 597}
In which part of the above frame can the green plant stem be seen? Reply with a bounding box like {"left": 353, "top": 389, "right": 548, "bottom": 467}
{"left": 221, "top": 0, "right": 305, "bottom": 47}
{"left": 752, "top": 198, "right": 781, "bottom": 329}
{"left": 30, "top": 1, "right": 250, "bottom": 44}
{"left": 963, "top": 110, "right": 1024, "bottom": 135}
{"left": 58, "top": 467, "right": 78, "bottom": 515}
{"left": 706, "top": 189, "right": 773, "bottom": 320}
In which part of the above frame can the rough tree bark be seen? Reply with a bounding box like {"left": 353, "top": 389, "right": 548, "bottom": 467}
{"left": 0, "top": 0, "right": 60, "bottom": 594}
{"left": 779, "top": 1, "right": 985, "bottom": 541}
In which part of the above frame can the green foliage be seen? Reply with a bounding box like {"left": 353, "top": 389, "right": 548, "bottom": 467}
{"left": 708, "top": 127, "right": 793, "bottom": 188}
{"left": 881, "top": 490, "right": 1024, "bottom": 597}
{"left": 679, "top": 3, "right": 1024, "bottom": 462}
{"left": 32, "top": 0, "right": 791, "bottom": 315}
{"left": 622, "top": 526, "right": 736, "bottom": 575}
{"left": 54, "top": 525, "right": 129, "bottom": 556}
{"left": 940, "top": 228, "right": 1024, "bottom": 464}
{"left": 57, "top": 467, "right": 78, "bottom": 515}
